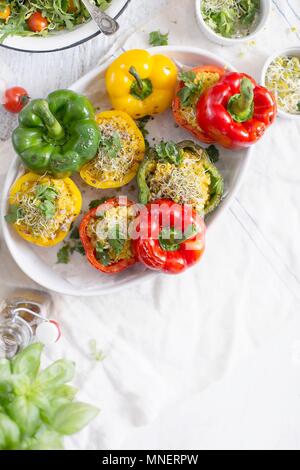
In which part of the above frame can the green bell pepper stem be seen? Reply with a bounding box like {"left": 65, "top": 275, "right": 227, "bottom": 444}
{"left": 227, "top": 78, "right": 254, "bottom": 123}
{"left": 12, "top": 90, "right": 100, "bottom": 179}
{"left": 32, "top": 100, "right": 65, "bottom": 141}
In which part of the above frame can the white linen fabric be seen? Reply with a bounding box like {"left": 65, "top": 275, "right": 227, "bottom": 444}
{"left": 0, "top": 0, "right": 299, "bottom": 450}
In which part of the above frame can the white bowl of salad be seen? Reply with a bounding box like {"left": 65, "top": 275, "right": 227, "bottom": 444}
{"left": 195, "top": 0, "right": 271, "bottom": 46}
{"left": 261, "top": 48, "right": 300, "bottom": 120}
{"left": 0, "top": 0, "right": 131, "bottom": 53}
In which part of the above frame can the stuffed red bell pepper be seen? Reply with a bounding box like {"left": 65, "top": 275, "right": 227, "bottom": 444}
{"left": 196, "top": 72, "right": 277, "bottom": 149}
{"left": 132, "top": 199, "right": 206, "bottom": 275}
{"left": 172, "top": 65, "right": 225, "bottom": 143}
{"left": 79, "top": 197, "right": 137, "bottom": 274}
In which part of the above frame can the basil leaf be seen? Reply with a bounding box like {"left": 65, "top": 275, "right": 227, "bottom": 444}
{"left": 7, "top": 397, "right": 40, "bottom": 437}
{"left": 149, "top": 30, "right": 169, "bottom": 46}
{"left": 52, "top": 402, "right": 99, "bottom": 435}
{"left": 0, "top": 413, "right": 20, "bottom": 450}
{"left": 11, "top": 343, "right": 43, "bottom": 381}
{"left": 26, "top": 428, "right": 64, "bottom": 451}
{"left": 0, "top": 359, "right": 11, "bottom": 380}
{"left": 35, "top": 360, "right": 75, "bottom": 389}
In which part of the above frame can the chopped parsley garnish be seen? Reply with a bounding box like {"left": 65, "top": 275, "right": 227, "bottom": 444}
{"left": 99, "top": 131, "right": 122, "bottom": 159}
{"left": 149, "top": 30, "right": 169, "bottom": 47}
{"left": 95, "top": 242, "right": 111, "bottom": 266}
{"left": 206, "top": 145, "right": 220, "bottom": 163}
{"left": 155, "top": 141, "right": 184, "bottom": 166}
{"left": 177, "top": 71, "right": 203, "bottom": 107}
{"left": 136, "top": 115, "right": 151, "bottom": 150}
{"left": 57, "top": 225, "right": 85, "bottom": 264}
{"left": 35, "top": 184, "right": 59, "bottom": 220}
{"left": 57, "top": 245, "right": 71, "bottom": 265}
{"left": 5, "top": 204, "right": 23, "bottom": 224}
{"left": 89, "top": 198, "right": 109, "bottom": 210}
{"left": 108, "top": 225, "right": 126, "bottom": 256}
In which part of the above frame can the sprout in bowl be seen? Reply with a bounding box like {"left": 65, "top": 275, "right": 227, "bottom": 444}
{"left": 262, "top": 50, "right": 300, "bottom": 119}
{"left": 195, "top": 0, "right": 271, "bottom": 46}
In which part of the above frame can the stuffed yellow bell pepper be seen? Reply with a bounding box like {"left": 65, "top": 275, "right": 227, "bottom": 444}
{"left": 5, "top": 173, "right": 82, "bottom": 247}
{"left": 80, "top": 110, "right": 145, "bottom": 189}
{"left": 105, "top": 50, "right": 178, "bottom": 119}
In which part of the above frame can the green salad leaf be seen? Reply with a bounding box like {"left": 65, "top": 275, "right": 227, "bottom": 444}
{"left": 0, "top": 0, "right": 113, "bottom": 42}
{"left": 0, "top": 343, "right": 99, "bottom": 450}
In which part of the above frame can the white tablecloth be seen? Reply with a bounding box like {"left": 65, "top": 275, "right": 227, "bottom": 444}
{"left": 0, "top": 0, "right": 300, "bottom": 450}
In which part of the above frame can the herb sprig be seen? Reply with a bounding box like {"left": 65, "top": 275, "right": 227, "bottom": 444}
{"left": 155, "top": 141, "right": 184, "bottom": 166}
{"left": 149, "top": 30, "right": 169, "bottom": 47}
{"left": 177, "top": 71, "right": 203, "bottom": 107}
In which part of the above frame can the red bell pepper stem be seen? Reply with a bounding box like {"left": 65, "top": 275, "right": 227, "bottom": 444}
{"left": 227, "top": 77, "right": 254, "bottom": 123}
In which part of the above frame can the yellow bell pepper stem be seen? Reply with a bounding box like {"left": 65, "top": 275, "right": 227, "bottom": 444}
{"left": 129, "top": 66, "right": 153, "bottom": 101}
{"left": 105, "top": 49, "right": 178, "bottom": 119}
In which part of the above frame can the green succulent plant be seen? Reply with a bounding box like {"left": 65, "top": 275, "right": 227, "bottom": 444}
{"left": 0, "top": 343, "right": 99, "bottom": 450}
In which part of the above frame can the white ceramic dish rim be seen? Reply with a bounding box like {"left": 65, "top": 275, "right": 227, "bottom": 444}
{"left": 0, "top": 45, "right": 252, "bottom": 296}
{"left": 195, "top": 0, "right": 271, "bottom": 46}
{"left": 261, "top": 46, "right": 300, "bottom": 121}
{"left": 0, "top": 0, "right": 131, "bottom": 53}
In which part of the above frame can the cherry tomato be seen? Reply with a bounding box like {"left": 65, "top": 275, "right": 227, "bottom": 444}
{"left": 0, "top": 3, "right": 10, "bottom": 20}
{"left": 0, "top": 4, "right": 10, "bottom": 20}
{"left": 27, "top": 11, "right": 49, "bottom": 32}
{"left": 3, "top": 87, "right": 30, "bottom": 113}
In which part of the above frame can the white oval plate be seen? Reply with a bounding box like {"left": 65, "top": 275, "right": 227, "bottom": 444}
{"left": 0, "top": 0, "right": 131, "bottom": 53}
{"left": 1, "top": 46, "right": 252, "bottom": 296}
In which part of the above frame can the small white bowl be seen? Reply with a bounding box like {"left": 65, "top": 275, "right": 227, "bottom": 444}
{"left": 261, "top": 47, "right": 300, "bottom": 121}
{"left": 195, "top": 0, "right": 271, "bottom": 47}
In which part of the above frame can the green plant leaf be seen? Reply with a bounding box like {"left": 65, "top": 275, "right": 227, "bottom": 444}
{"left": 57, "top": 244, "right": 71, "bottom": 264}
{"left": 52, "top": 402, "right": 99, "bottom": 435}
{"left": 35, "top": 359, "right": 75, "bottom": 390}
{"left": 0, "top": 359, "right": 11, "bottom": 379}
{"left": 7, "top": 397, "right": 40, "bottom": 437}
{"left": 5, "top": 204, "right": 22, "bottom": 224}
{"left": 89, "top": 197, "right": 108, "bottom": 210}
{"left": 11, "top": 373, "right": 31, "bottom": 396}
{"left": 206, "top": 144, "right": 220, "bottom": 163}
{"left": 0, "top": 413, "right": 20, "bottom": 450}
{"left": 26, "top": 427, "right": 64, "bottom": 451}
{"left": 149, "top": 30, "right": 169, "bottom": 46}
{"left": 11, "top": 343, "right": 43, "bottom": 381}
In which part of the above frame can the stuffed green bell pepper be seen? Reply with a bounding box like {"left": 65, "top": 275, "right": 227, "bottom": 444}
{"left": 12, "top": 90, "right": 101, "bottom": 178}
{"left": 137, "top": 140, "right": 224, "bottom": 216}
